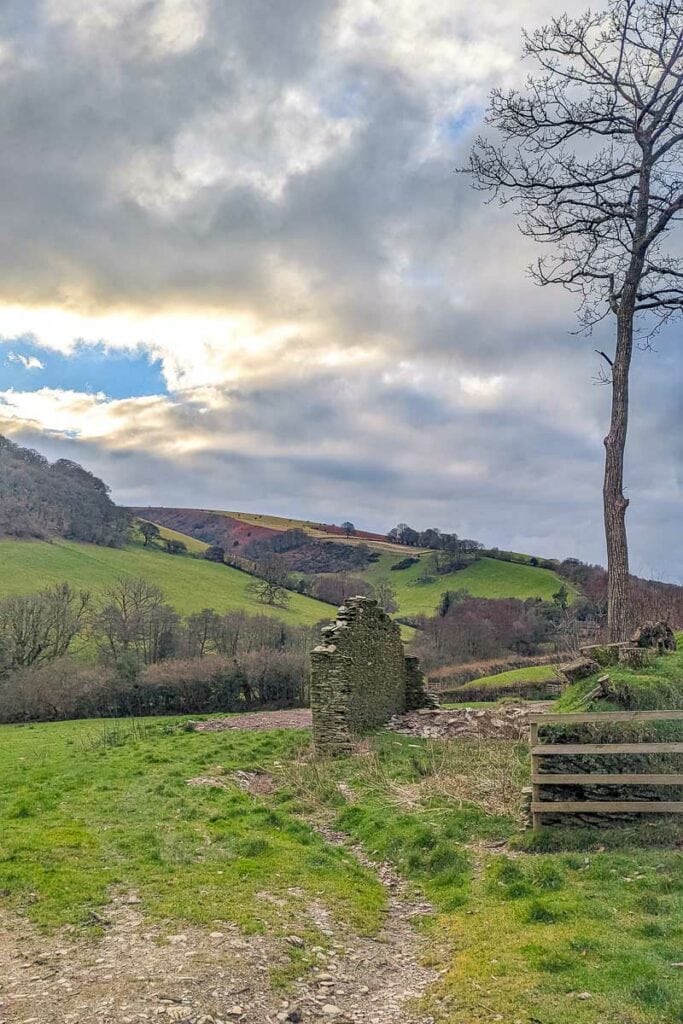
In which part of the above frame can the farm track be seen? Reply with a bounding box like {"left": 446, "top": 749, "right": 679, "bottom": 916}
{"left": 0, "top": 767, "right": 438, "bottom": 1024}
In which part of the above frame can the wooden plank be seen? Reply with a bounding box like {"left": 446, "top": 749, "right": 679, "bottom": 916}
{"left": 529, "top": 710, "right": 683, "bottom": 725}
{"left": 530, "top": 721, "right": 540, "bottom": 832}
{"left": 532, "top": 773, "right": 683, "bottom": 786}
{"left": 531, "top": 801, "right": 683, "bottom": 814}
{"left": 532, "top": 743, "right": 683, "bottom": 755}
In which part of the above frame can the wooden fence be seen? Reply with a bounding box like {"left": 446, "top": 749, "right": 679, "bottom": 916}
{"left": 530, "top": 710, "right": 683, "bottom": 830}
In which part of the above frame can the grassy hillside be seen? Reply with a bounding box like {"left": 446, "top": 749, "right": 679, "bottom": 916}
{"left": 556, "top": 633, "right": 683, "bottom": 712}
{"left": 201, "top": 508, "right": 418, "bottom": 552}
{"left": 441, "top": 664, "right": 562, "bottom": 704}
{"left": 0, "top": 538, "right": 335, "bottom": 627}
{"left": 360, "top": 553, "right": 573, "bottom": 617}
{"left": 137, "top": 518, "right": 209, "bottom": 555}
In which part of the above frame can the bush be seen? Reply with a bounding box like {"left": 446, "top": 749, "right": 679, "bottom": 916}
{"left": 0, "top": 650, "right": 309, "bottom": 722}
{"left": 391, "top": 557, "right": 419, "bottom": 571}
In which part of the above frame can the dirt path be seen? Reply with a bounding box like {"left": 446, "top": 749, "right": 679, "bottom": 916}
{"left": 0, "top": 857, "right": 436, "bottom": 1024}
{"left": 194, "top": 709, "right": 312, "bottom": 732}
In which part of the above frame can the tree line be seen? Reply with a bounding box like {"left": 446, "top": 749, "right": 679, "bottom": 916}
{"left": 0, "top": 579, "right": 320, "bottom": 722}
{"left": 0, "top": 435, "right": 129, "bottom": 546}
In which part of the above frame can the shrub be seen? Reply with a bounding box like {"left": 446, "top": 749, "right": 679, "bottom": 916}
{"left": 0, "top": 650, "right": 308, "bottom": 722}
{"left": 390, "top": 557, "right": 419, "bottom": 571}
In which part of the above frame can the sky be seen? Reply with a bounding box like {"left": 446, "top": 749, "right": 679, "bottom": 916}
{"left": 0, "top": 0, "right": 680, "bottom": 579}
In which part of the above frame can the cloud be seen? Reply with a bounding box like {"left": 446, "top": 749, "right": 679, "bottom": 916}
{"left": 0, "top": 0, "right": 679, "bottom": 577}
{"left": 6, "top": 351, "right": 44, "bottom": 370}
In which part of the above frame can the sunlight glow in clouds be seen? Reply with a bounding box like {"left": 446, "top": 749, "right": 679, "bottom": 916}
{"left": 0, "top": 0, "right": 678, "bottom": 573}
{"left": 0, "top": 304, "right": 374, "bottom": 391}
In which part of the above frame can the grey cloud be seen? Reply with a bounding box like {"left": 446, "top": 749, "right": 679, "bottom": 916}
{"left": 0, "top": 0, "right": 680, "bottom": 575}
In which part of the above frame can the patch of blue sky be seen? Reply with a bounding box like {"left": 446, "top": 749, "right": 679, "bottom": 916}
{"left": 439, "top": 105, "right": 481, "bottom": 142}
{"left": 320, "top": 83, "right": 367, "bottom": 120}
{"left": 0, "top": 338, "right": 167, "bottom": 398}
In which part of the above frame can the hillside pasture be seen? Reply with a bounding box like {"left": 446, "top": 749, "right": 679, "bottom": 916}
{"left": 0, "top": 538, "right": 335, "bottom": 626}
{"left": 360, "top": 553, "right": 573, "bottom": 617}
{"left": 136, "top": 518, "right": 209, "bottom": 554}
{"left": 441, "top": 664, "right": 563, "bottom": 703}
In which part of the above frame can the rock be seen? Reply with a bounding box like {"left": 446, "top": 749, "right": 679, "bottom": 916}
{"left": 285, "top": 935, "right": 304, "bottom": 948}
{"left": 579, "top": 643, "right": 623, "bottom": 667}
{"left": 226, "top": 1008, "right": 244, "bottom": 1018}
{"left": 631, "top": 621, "right": 676, "bottom": 653}
{"left": 619, "top": 646, "right": 658, "bottom": 669}
{"left": 322, "top": 1006, "right": 342, "bottom": 1016}
{"left": 559, "top": 658, "right": 601, "bottom": 684}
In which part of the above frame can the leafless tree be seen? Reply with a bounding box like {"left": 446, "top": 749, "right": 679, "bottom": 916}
{"left": 246, "top": 554, "right": 292, "bottom": 607}
{"left": 372, "top": 578, "right": 399, "bottom": 614}
{"left": 92, "top": 577, "right": 178, "bottom": 665}
{"left": 0, "top": 583, "right": 90, "bottom": 669}
{"left": 467, "top": 1, "right": 683, "bottom": 639}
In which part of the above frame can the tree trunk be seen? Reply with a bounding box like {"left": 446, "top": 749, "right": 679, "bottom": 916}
{"left": 603, "top": 308, "right": 634, "bottom": 640}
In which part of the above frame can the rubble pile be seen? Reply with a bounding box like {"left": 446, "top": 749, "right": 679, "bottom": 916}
{"left": 388, "top": 703, "right": 542, "bottom": 740}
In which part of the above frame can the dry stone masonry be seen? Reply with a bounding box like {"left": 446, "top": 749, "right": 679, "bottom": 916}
{"left": 310, "top": 596, "right": 432, "bottom": 754}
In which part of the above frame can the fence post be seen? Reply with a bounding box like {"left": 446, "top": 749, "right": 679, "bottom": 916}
{"left": 530, "top": 720, "right": 541, "bottom": 831}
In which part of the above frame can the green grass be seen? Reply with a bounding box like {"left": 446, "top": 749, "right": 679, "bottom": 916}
{"left": 430, "top": 846, "right": 683, "bottom": 1023}
{"left": 0, "top": 718, "right": 384, "bottom": 937}
{"left": 359, "top": 553, "right": 573, "bottom": 617}
{"left": 0, "top": 537, "right": 335, "bottom": 627}
{"left": 463, "top": 664, "right": 560, "bottom": 689}
{"left": 275, "top": 734, "right": 683, "bottom": 1024}
{"left": 1, "top": 717, "right": 680, "bottom": 1021}
{"left": 442, "top": 663, "right": 562, "bottom": 702}
{"left": 557, "top": 638, "right": 683, "bottom": 712}
{"left": 137, "top": 518, "right": 209, "bottom": 554}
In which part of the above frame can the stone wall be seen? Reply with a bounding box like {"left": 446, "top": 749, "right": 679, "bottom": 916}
{"left": 310, "top": 596, "right": 430, "bottom": 754}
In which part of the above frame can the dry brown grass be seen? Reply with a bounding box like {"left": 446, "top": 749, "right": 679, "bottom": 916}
{"left": 276, "top": 736, "right": 529, "bottom": 821}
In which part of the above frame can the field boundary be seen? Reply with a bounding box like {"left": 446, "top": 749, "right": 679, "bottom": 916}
{"left": 530, "top": 710, "right": 683, "bottom": 829}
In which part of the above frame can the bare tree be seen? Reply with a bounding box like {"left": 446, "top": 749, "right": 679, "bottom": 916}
{"left": 92, "top": 577, "right": 178, "bottom": 665}
{"left": 340, "top": 521, "right": 356, "bottom": 538}
{"left": 467, "top": 1, "right": 683, "bottom": 639}
{"left": 246, "top": 554, "right": 292, "bottom": 607}
{"left": 372, "top": 578, "right": 399, "bottom": 614}
{"left": 0, "top": 583, "right": 90, "bottom": 669}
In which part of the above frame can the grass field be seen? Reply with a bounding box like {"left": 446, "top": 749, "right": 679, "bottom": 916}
{"left": 459, "top": 664, "right": 561, "bottom": 690}
{"left": 557, "top": 635, "right": 683, "bottom": 711}
{"left": 137, "top": 518, "right": 209, "bottom": 554}
{"left": 0, "top": 717, "right": 680, "bottom": 1022}
{"left": 0, "top": 537, "right": 335, "bottom": 627}
{"left": 359, "top": 553, "right": 573, "bottom": 617}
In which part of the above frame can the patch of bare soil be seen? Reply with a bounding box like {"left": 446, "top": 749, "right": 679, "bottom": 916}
{"left": 194, "top": 710, "right": 312, "bottom": 733}
{"left": 0, "top": 860, "right": 436, "bottom": 1024}
{"left": 389, "top": 703, "right": 553, "bottom": 741}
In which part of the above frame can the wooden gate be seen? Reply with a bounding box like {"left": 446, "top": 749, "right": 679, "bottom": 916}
{"left": 530, "top": 710, "right": 683, "bottom": 830}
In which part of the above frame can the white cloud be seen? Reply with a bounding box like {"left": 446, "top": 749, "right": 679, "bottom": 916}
{"left": 6, "top": 351, "right": 44, "bottom": 371}
{"left": 45, "top": 0, "right": 209, "bottom": 56}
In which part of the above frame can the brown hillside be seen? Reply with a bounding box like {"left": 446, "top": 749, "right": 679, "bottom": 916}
{"left": 129, "top": 508, "right": 276, "bottom": 553}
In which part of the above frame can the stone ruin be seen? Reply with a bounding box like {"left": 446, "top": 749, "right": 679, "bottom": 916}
{"left": 310, "top": 595, "right": 432, "bottom": 754}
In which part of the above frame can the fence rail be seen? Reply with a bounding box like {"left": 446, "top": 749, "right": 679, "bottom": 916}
{"left": 529, "top": 710, "right": 683, "bottom": 830}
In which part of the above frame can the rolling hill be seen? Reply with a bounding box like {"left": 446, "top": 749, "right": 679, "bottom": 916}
{"left": 358, "top": 551, "right": 574, "bottom": 617}
{"left": 136, "top": 507, "right": 576, "bottom": 617}
{"left": 130, "top": 506, "right": 418, "bottom": 556}
{"left": 0, "top": 537, "right": 336, "bottom": 627}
